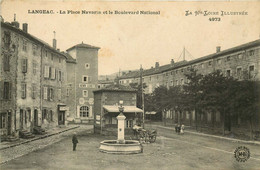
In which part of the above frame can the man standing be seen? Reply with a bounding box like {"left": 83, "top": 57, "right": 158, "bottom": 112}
{"left": 72, "top": 132, "right": 78, "bottom": 151}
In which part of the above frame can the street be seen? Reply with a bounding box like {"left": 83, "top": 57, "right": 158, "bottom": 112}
{"left": 1, "top": 125, "right": 259, "bottom": 170}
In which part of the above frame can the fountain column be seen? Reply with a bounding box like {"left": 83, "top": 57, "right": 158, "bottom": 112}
{"left": 117, "top": 100, "right": 125, "bottom": 144}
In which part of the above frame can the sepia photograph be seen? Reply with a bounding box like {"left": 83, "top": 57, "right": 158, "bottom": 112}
{"left": 0, "top": 0, "right": 260, "bottom": 169}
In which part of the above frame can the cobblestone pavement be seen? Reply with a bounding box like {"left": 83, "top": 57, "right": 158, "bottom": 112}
{"left": 0, "top": 125, "right": 92, "bottom": 164}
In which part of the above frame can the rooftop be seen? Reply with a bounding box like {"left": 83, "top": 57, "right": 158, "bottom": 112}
{"left": 66, "top": 42, "right": 100, "bottom": 51}
{"left": 93, "top": 84, "right": 136, "bottom": 93}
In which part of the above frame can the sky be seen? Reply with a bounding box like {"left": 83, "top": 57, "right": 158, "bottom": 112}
{"left": 1, "top": 0, "right": 260, "bottom": 75}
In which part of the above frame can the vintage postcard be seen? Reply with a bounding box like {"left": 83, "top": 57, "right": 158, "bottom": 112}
{"left": 0, "top": 0, "right": 260, "bottom": 169}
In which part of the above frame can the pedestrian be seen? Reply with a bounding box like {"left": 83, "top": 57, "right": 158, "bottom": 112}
{"left": 180, "top": 124, "right": 185, "bottom": 135}
{"left": 177, "top": 124, "right": 181, "bottom": 134}
{"left": 174, "top": 124, "right": 178, "bottom": 133}
{"left": 72, "top": 132, "right": 78, "bottom": 151}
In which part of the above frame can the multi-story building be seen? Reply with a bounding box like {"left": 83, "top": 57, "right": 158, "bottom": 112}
{"left": 66, "top": 43, "right": 100, "bottom": 124}
{"left": 0, "top": 18, "right": 68, "bottom": 138}
{"left": 119, "top": 39, "right": 260, "bottom": 92}
{"left": 118, "top": 39, "right": 260, "bottom": 136}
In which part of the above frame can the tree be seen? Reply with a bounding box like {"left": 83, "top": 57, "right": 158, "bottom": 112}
{"left": 230, "top": 80, "right": 260, "bottom": 139}
{"left": 199, "top": 70, "right": 237, "bottom": 135}
{"left": 183, "top": 68, "right": 204, "bottom": 130}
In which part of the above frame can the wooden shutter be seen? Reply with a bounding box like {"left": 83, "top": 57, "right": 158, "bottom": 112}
{"left": 0, "top": 81, "right": 3, "bottom": 100}
{"left": 9, "top": 82, "right": 12, "bottom": 100}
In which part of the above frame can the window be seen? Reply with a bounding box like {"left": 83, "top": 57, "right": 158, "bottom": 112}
{"left": 0, "top": 113, "right": 6, "bottom": 129}
{"left": 85, "top": 63, "right": 90, "bottom": 69}
{"left": 3, "top": 82, "right": 11, "bottom": 100}
{"left": 49, "top": 67, "right": 52, "bottom": 78}
{"left": 80, "top": 106, "right": 89, "bottom": 117}
{"left": 249, "top": 65, "right": 255, "bottom": 79}
{"left": 33, "top": 62, "right": 37, "bottom": 75}
{"left": 59, "top": 58, "right": 61, "bottom": 63}
{"left": 236, "top": 67, "right": 242, "bottom": 80}
{"left": 33, "top": 44, "right": 37, "bottom": 55}
{"left": 83, "top": 90, "right": 88, "bottom": 97}
{"left": 171, "top": 80, "right": 173, "bottom": 86}
{"left": 51, "top": 54, "right": 54, "bottom": 61}
{"left": 201, "top": 63, "right": 204, "bottom": 69}
{"left": 59, "top": 71, "right": 62, "bottom": 81}
{"left": 3, "top": 54, "right": 10, "bottom": 71}
{"left": 166, "top": 73, "right": 168, "bottom": 76}
{"left": 57, "top": 88, "right": 61, "bottom": 101}
{"left": 22, "top": 59, "right": 28, "bottom": 73}
{"left": 45, "top": 50, "right": 48, "bottom": 57}
{"left": 171, "top": 71, "right": 173, "bottom": 75}
{"left": 66, "top": 88, "right": 70, "bottom": 97}
{"left": 208, "top": 61, "right": 212, "bottom": 66}
{"left": 176, "top": 80, "right": 179, "bottom": 86}
{"left": 44, "top": 66, "right": 49, "bottom": 78}
{"left": 126, "top": 120, "right": 133, "bottom": 128}
{"left": 149, "top": 76, "right": 152, "bottom": 81}
{"left": 217, "top": 59, "right": 221, "bottom": 65}
{"left": 22, "top": 39, "right": 27, "bottom": 51}
{"left": 32, "top": 84, "right": 36, "bottom": 99}
{"left": 21, "top": 83, "right": 26, "bottom": 99}
{"left": 226, "top": 69, "right": 231, "bottom": 77}
{"left": 4, "top": 31, "right": 11, "bottom": 48}
{"left": 48, "top": 88, "right": 54, "bottom": 101}
{"left": 249, "top": 50, "right": 255, "bottom": 56}
{"left": 166, "top": 82, "right": 169, "bottom": 89}
{"left": 43, "top": 87, "right": 48, "bottom": 100}
{"left": 82, "top": 75, "right": 90, "bottom": 83}
{"left": 226, "top": 56, "right": 231, "bottom": 61}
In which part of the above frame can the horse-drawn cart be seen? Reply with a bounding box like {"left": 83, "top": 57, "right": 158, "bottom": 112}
{"left": 133, "top": 126, "right": 157, "bottom": 143}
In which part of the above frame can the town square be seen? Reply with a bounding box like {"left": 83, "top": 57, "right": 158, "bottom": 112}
{"left": 1, "top": 1, "right": 260, "bottom": 170}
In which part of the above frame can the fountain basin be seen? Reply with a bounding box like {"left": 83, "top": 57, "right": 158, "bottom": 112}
{"left": 99, "top": 140, "right": 142, "bottom": 154}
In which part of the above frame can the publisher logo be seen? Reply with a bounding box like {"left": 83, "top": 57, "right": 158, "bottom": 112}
{"left": 234, "top": 146, "right": 250, "bottom": 162}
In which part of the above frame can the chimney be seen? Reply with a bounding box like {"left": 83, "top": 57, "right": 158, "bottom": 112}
{"left": 216, "top": 46, "right": 221, "bottom": 53}
{"left": 22, "top": 23, "right": 28, "bottom": 33}
{"left": 11, "top": 14, "right": 19, "bottom": 28}
{"left": 155, "top": 62, "right": 159, "bottom": 69}
{"left": 53, "top": 31, "right": 57, "bottom": 49}
{"left": 171, "top": 59, "right": 175, "bottom": 65}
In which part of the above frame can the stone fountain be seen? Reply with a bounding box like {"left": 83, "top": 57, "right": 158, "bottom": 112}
{"left": 99, "top": 100, "right": 142, "bottom": 154}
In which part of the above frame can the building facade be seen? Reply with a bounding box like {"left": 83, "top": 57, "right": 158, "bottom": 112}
{"left": 66, "top": 43, "right": 100, "bottom": 123}
{"left": 0, "top": 18, "right": 68, "bottom": 139}
{"left": 119, "top": 39, "right": 260, "bottom": 92}
{"left": 118, "top": 39, "right": 260, "bottom": 136}
{"left": 93, "top": 84, "right": 143, "bottom": 134}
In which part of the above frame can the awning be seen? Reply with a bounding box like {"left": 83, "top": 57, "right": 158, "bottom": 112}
{"left": 145, "top": 111, "right": 156, "bottom": 115}
{"left": 103, "top": 105, "right": 143, "bottom": 113}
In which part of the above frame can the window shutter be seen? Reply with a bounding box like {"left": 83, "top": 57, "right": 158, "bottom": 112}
{"left": 0, "top": 81, "right": 3, "bottom": 100}
{"left": 49, "top": 67, "right": 52, "bottom": 78}
{"left": 9, "top": 82, "right": 12, "bottom": 100}
{"left": 47, "top": 88, "right": 50, "bottom": 101}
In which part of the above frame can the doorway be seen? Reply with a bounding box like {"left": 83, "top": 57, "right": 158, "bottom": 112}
{"left": 58, "top": 111, "right": 65, "bottom": 125}
{"left": 20, "top": 109, "right": 23, "bottom": 129}
{"left": 7, "top": 112, "right": 12, "bottom": 135}
{"left": 34, "top": 109, "right": 38, "bottom": 126}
